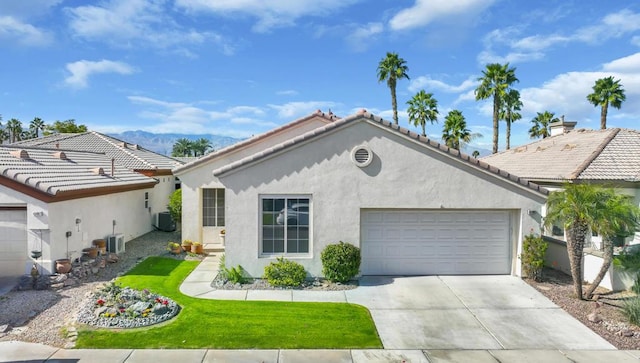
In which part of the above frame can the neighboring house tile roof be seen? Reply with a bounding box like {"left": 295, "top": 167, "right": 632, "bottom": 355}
{"left": 173, "top": 110, "right": 339, "bottom": 174}
{"left": 14, "top": 132, "right": 183, "bottom": 172}
{"left": 481, "top": 128, "right": 640, "bottom": 182}
{"left": 211, "top": 110, "right": 548, "bottom": 197}
{"left": 0, "top": 145, "right": 157, "bottom": 202}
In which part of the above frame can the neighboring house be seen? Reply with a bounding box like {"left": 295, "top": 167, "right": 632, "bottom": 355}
{"left": 14, "top": 131, "right": 183, "bottom": 228}
{"left": 174, "top": 110, "right": 546, "bottom": 278}
{"left": 482, "top": 120, "right": 640, "bottom": 287}
{"left": 0, "top": 145, "right": 157, "bottom": 277}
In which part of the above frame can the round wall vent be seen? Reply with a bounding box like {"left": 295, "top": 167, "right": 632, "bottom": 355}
{"left": 351, "top": 145, "right": 373, "bottom": 167}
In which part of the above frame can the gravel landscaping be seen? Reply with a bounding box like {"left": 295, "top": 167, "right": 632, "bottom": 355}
{"left": 2, "top": 231, "right": 640, "bottom": 350}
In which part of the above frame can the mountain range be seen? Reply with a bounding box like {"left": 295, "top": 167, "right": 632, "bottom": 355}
{"left": 107, "top": 130, "right": 243, "bottom": 156}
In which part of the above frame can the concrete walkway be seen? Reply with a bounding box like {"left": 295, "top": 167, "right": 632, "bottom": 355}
{"left": 2, "top": 254, "right": 638, "bottom": 362}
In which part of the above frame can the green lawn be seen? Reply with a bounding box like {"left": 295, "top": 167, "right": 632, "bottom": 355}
{"left": 76, "top": 257, "right": 381, "bottom": 349}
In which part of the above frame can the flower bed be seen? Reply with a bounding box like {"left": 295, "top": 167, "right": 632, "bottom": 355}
{"left": 77, "top": 282, "right": 180, "bottom": 329}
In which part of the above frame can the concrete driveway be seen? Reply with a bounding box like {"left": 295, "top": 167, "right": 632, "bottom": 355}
{"left": 344, "top": 275, "right": 615, "bottom": 350}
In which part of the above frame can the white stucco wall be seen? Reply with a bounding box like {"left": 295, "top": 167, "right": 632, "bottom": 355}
{"left": 150, "top": 175, "right": 178, "bottom": 227}
{"left": 217, "top": 120, "right": 546, "bottom": 277}
{"left": 177, "top": 116, "right": 332, "bottom": 245}
{"left": 0, "top": 184, "right": 155, "bottom": 274}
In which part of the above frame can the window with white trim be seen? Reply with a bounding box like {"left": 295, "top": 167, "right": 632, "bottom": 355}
{"left": 203, "top": 188, "right": 225, "bottom": 226}
{"left": 261, "top": 196, "right": 310, "bottom": 255}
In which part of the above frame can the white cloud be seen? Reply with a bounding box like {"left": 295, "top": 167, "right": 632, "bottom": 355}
{"left": 346, "top": 22, "right": 383, "bottom": 52}
{"left": 480, "top": 9, "right": 640, "bottom": 65}
{"left": 519, "top": 53, "right": 640, "bottom": 124}
{"left": 276, "top": 90, "right": 299, "bottom": 96}
{"left": 409, "top": 76, "right": 477, "bottom": 93}
{"left": 0, "top": 16, "right": 52, "bottom": 46}
{"left": 268, "top": 101, "right": 339, "bottom": 119}
{"left": 389, "top": 0, "right": 495, "bottom": 31}
{"left": 64, "top": 60, "right": 135, "bottom": 89}
{"left": 66, "top": 0, "right": 234, "bottom": 55}
{"left": 175, "top": 0, "right": 359, "bottom": 33}
{"left": 0, "top": 1, "right": 62, "bottom": 18}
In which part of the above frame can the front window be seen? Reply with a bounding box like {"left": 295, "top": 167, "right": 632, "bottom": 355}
{"left": 261, "top": 196, "right": 310, "bottom": 255}
{"left": 203, "top": 188, "right": 225, "bottom": 226}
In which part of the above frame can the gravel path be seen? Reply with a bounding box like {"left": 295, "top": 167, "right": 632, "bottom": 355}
{"left": 0, "top": 230, "right": 182, "bottom": 348}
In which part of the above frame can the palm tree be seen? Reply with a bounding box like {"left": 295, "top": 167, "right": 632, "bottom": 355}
{"left": 544, "top": 183, "right": 639, "bottom": 299}
{"left": 6, "top": 118, "right": 23, "bottom": 143}
{"left": 442, "top": 110, "right": 472, "bottom": 150}
{"left": 29, "top": 117, "right": 45, "bottom": 138}
{"left": 192, "top": 138, "right": 212, "bottom": 156}
{"left": 406, "top": 90, "right": 438, "bottom": 137}
{"left": 499, "top": 89, "right": 522, "bottom": 150}
{"left": 472, "top": 150, "right": 480, "bottom": 158}
{"left": 171, "top": 138, "right": 194, "bottom": 157}
{"left": 528, "top": 111, "right": 559, "bottom": 139}
{"left": 587, "top": 76, "right": 626, "bottom": 129}
{"left": 583, "top": 192, "right": 639, "bottom": 299}
{"left": 475, "top": 63, "right": 519, "bottom": 154}
{"left": 377, "top": 52, "right": 409, "bottom": 125}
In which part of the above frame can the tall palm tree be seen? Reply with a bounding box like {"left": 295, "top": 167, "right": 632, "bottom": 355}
{"left": 545, "top": 183, "right": 639, "bottom": 299}
{"left": 171, "top": 138, "right": 193, "bottom": 157}
{"left": 587, "top": 76, "right": 626, "bottom": 129}
{"left": 6, "top": 118, "right": 23, "bottom": 143}
{"left": 406, "top": 90, "right": 438, "bottom": 137}
{"left": 377, "top": 52, "right": 409, "bottom": 125}
{"left": 192, "top": 138, "right": 212, "bottom": 156}
{"left": 475, "top": 63, "right": 519, "bottom": 154}
{"left": 442, "top": 110, "right": 472, "bottom": 150}
{"left": 499, "top": 89, "right": 522, "bottom": 150}
{"left": 29, "top": 117, "right": 45, "bottom": 138}
{"left": 528, "top": 111, "right": 559, "bottom": 139}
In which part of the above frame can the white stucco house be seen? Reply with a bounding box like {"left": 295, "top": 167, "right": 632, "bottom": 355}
{"left": 174, "top": 110, "right": 547, "bottom": 278}
{"left": 482, "top": 120, "right": 640, "bottom": 289}
{"left": 0, "top": 145, "right": 158, "bottom": 277}
{"left": 14, "top": 131, "right": 183, "bottom": 229}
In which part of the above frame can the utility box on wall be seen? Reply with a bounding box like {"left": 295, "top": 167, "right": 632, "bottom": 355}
{"left": 157, "top": 212, "right": 176, "bottom": 232}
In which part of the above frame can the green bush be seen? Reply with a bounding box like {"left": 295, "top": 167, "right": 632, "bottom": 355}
{"left": 521, "top": 232, "right": 548, "bottom": 281}
{"left": 167, "top": 189, "right": 182, "bottom": 223}
{"left": 217, "top": 254, "right": 246, "bottom": 284}
{"left": 263, "top": 257, "right": 306, "bottom": 287}
{"left": 623, "top": 297, "right": 640, "bottom": 326}
{"left": 321, "top": 241, "right": 361, "bottom": 283}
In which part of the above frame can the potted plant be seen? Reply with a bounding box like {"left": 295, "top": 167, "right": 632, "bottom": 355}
{"left": 167, "top": 242, "right": 182, "bottom": 255}
{"left": 219, "top": 229, "right": 226, "bottom": 245}
{"left": 181, "top": 239, "right": 193, "bottom": 252}
{"left": 191, "top": 241, "right": 203, "bottom": 254}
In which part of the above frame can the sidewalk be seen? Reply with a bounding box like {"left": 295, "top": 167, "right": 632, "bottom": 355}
{"left": 1, "top": 341, "right": 639, "bottom": 363}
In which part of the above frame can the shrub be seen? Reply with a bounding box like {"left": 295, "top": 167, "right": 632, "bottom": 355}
{"left": 167, "top": 189, "right": 182, "bottom": 223}
{"left": 217, "top": 254, "right": 246, "bottom": 284}
{"left": 321, "top": 241, "right": 361, "bottom": 283}
{"left": 521, "top": 232, "right": 548, "bottom": 281}
{"left": 263, "top": 257, "right": 306, "bottom": 287}
{"left": 623, "top": 297, "right": 640, "bottom": 326}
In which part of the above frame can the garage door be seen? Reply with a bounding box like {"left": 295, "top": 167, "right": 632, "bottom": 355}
{"left": 0, "top": 208, "right": 28, "bottom": 277}
{"left": 361, "top": 210, "right": 511, "bottom": 275}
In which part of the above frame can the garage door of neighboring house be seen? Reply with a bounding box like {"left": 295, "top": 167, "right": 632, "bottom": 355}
{"left": 361, "top": 210, "right": 512, "bottom": 275}
{"left": 0, "top": 208, "right": 28, "bottom": 277}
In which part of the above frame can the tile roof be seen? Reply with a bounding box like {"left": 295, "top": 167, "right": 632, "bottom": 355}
{"left": 14, "top": 132, "right": 183, "bottom": 171}
{"left": 211, "top": 110, "right": 548, "bottom": 197}
{"left": 0, "top": 145, "right": 157, "bottom": 200}
{"left": 481, "top": 128, "right": 640, "bottom": 182}
{"left": 173, "top": 110, "right": 339, "bottom": 174}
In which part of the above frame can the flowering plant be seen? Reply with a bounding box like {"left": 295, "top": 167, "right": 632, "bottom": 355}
{"left": 96, "top": 299, "right": 105, "bottom": 306}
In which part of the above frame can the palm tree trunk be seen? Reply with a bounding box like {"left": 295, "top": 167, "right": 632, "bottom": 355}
{"left": 390, "top": 85, "right": 398, "bottom": 125}
{"left": 600, "top": 102, "right": 608, "bottom": 129}
{"left": 492, "top": 94, "right": 499, "bottom": 154}
{"left": 421, "top": 123, "right": 426, "bottom": 137}
{"left": 566, "top": 221, "right": 588, "bottom": 299}
{"left": 584, "top": 238, "right": 613, "bottom": 300}
{"left": 506, "top": 121, "right": 511, "bottom": 150}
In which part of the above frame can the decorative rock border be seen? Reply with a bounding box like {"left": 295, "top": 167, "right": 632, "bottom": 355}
{"left": 76, "top": 283, "right": 180, "bottom": 329}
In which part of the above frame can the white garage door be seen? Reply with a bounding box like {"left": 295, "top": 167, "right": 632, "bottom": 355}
{"left": 361, "top": 210, "right": 511, "bottom": 275}
{"left": 0, "top": 208, "right": 28, "bottom": 277}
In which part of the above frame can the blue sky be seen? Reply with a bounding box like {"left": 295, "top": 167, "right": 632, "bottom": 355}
{"left": 1, "top": 0, "right": 639, "bottom": 152}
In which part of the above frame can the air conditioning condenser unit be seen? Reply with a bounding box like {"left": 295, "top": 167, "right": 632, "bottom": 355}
{"left": 106, "top": 233, "right": 125, "bottom": 254}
